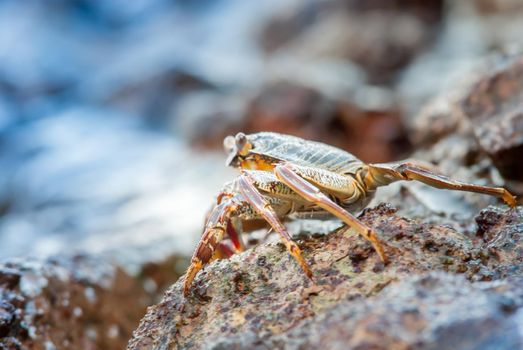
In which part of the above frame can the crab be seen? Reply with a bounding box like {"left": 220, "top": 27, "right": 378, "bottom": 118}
{"left": 183, "top": 132, "right": 517, "bottom": 296}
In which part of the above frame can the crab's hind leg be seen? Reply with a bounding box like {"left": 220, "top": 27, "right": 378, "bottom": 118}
{"left": 238, "top": 172, "right": 313, "bottom": 279}
{"left": 367, "top": 162, "right": 516, "bottom": 207}
{"left": 274, "top": 163, "right": 387, "bottom": 263}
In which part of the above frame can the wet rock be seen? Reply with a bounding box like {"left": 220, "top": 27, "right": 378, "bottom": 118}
{"left": 0, "top": 255, "right": 149, "bottom": 350}
{"left": 460, "top": 53, "right": 523, "bottom": 187}
{"left": 127, "top": 204, "right": 522, "bottom": 349}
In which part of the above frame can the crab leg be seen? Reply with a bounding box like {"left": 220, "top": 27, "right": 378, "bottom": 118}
{"left": 204, "top": 192, "right": 245, "bottom": 254}
{"left": 238, "top": 173, "right": 313, "bottom": 279}
{"left": 368, "top": 162, "right": 517, "bottom": 207}
{"left": 274, "top": 163, "right": 387, "bottom": 263}
{"left": 183, "top": 201, "right": 230, "bottom": 296}
{"left": 226, "top": 218, "right": 244, "bottom": 253}
{"left": 183, "top": 216, "right": 234, "bottom": 295}
{"left": 184, "top": 184, "right": 294, "bottom": 295}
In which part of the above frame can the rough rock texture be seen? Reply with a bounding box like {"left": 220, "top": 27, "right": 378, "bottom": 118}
{"left": 404, "top": 52, "right": 523, "bottom": 200}
{"left": 211, "top": 274, "right": 523, "bottom": 350}
{"left": 411, "top": 53, "right": 523, "bottom": 191}
{"left": 0, "top": 255, "right": 150, "bottom": 350}
{"left": 127, "top": 204, "right": 523, "bottom": 349}
{"left": 461, "top": 54, "right": 523, "bottom": 185}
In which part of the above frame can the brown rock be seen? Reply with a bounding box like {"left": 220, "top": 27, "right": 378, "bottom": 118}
{"left": 209, "top": 273, "right": 523, "bottom": 350}
{"left": 260, "top": 0, "right": 444, "bottom": 84}
{"left": 242, "top": 81, "right": 410, "bottom": 163}
{"left": 127, "top": 204, "right": 523, "bottom": 350}
{"left": 474, "top": 0, "right": 523, "bottom": 14}
{"left": 461, "top": 54, "right": 523, "bottom": 185}
{"left": 476, "top": 205, "right": 523, "bottom": 278}
{"left": 0, "top": 255, "right": 149, "bottom": 350}
{"left": 184, "top": 81, "right": 411, "bottom": 163}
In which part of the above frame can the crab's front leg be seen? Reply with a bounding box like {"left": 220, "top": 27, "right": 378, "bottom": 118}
{"left": 273, "top": 163, "right": 388, "bottom": 263}
{"left": 183, "top": 176, "right": 303, "bottom": 296}
{"left": 238, "top": 173, "right": 313, "bottom": 278}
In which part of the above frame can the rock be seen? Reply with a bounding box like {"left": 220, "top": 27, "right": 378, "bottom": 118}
{"left": 126, "top": 204, "right": 523, "bottom": 349}
{"left": 138, "top": 254, "right": 191, "bottom": 304}
{"left": 408, "top": 88, "right": 471, "bottom": 147}
{"left": 0, "top": 255, "right": 149, "bottom": 350}
{"left": 183, "top": 79, "right": 411, "bottom": 163}
{"left": 242, "top": 81, "right": 411, "bottom": 163}
{"left": 370, "top": 131, "right": 515, "bottom": 235}
{"left": 460, "top": 53, "right": 523, "bottom": 187}
{"left": 260, "top": 0, "right": 444, "bottom": 84}
{"left": 397, "top": 54, "right": 523, "bottom": 210}
{"left": 397, "top": 2, "right": 523, "bottom": 125}
{"left": 474, "top": 0, "right": 523, "bottom": 14}
{"left": 474, "top": 109, "right": 523, "bottom": 183}
{"left": 476, "top": 206, "right": 523, "bottom": 278}
{"left": 470, "top": 0, "right": 523, "bottom": 52}
{"left": 210, "top": 273, "right": 523, "bottom": 350}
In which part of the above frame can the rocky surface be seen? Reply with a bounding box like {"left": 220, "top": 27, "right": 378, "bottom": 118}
{"left": 126, "top": 52, "right": 523, "bottom": 350}
{"left": 461, "top": 54, "right": 523, "bottom": 187}
{"left": 0, "top": 255, "right": 150, "bottom": 350}
{"left": 1, "top": 1, "right": 523, "bottom": 349}
{"left": 127, "top": 204, "right": 523, "bottom": 349}
{"left": 209, "top": 273, "right": 523, "bottom": 350}
{"left": 406, "top": 52, "right": 523, "bottom": 197}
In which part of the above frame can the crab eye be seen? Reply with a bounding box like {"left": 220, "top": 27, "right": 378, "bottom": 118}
{"left": 223, "top": 135, "right": 235, "bottom": 153}
{"left": 235, "top": 132, "right": 247, "bottom": 145}
{"left": 235, "top": 132, "right": 252, "bottom": 155}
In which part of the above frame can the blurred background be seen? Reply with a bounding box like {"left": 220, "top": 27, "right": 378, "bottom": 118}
{"left": 1, "top": 0, "right": 522, "bottom": 271}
